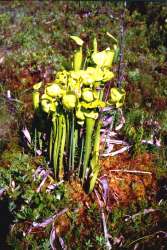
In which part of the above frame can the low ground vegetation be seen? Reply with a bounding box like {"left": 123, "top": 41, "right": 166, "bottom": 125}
{"left": 0, "top": 1, "right": 167, "bottom": 249}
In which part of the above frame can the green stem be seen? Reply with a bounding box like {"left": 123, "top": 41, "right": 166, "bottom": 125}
{"left": 82, "top": 117, "right": 96, "bottom": 182}
{"left": 52, "top": 115, "right": 57, "bottom": 139}
{"left": 57, "top": 116, "right": 63, "bottom": 178}
{"left": 72, "top": 127, "right": 78, "bottom": 171}
{"left": 93, "top": 121, "right": 101, "bottom": 154}
{"left": 65, "top": 113, "right": 70, "bottom": 174}
{"left": 78, "top": 135, "right": 84, "bottom": 177}
{"left": 53, "top": 116, "right": 63, "bottom": 178}
{"left": 69, "top": 112, "right": 74, "bottom": 171}
{"left": 34, "top": 128, "right": 37, "bottom": 156}
{"left": 59, "top": 114, "right": 66, "bottom": 179}
{"left": 88, "top": 120, "right": 102, "bottom": 193}
{"left": 65, "top": 113, "right": 69, "bottom": 152}
{"left": 49, "top": 128, "right": 53, "bottom": 162}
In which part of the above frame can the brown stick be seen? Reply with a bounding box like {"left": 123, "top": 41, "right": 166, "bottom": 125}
{"left": 125, "top": 208, "right": 159, "bottom": 222}
{"left": 109, "top": 169, "right": 152, "bottom": 175}
{"left": 117, "top": 1, "right": 126, "bottom": 88}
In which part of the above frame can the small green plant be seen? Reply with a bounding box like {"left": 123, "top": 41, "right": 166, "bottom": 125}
{"left": 0, "top": 13, "right": 11, "bottom": 28}
{"left": 123, "top": 109, "right": 148, "bottom": 154}
{"left": 95, "top": 234, "right": 106, "bottom": 249}
{"left": 128, "top": 68, "right": 141, "bottom": 82}
{"left": 85, "top": 239, "right": 94, "bottom": 249}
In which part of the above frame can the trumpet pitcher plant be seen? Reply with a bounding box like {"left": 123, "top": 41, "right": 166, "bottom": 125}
{"left": 32, "top": 35, "right": 126, "bottom": 192}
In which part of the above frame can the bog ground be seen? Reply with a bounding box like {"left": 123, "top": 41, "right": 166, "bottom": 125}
{"left": 0, "top": 2, "right": 167, "bottom": 250}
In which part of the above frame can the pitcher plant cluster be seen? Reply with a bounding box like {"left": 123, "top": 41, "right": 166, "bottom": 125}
{"left": 32, "top": 35, "right": 126, "bottom": 192}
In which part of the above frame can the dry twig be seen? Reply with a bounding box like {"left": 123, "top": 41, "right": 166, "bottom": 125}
{"left": 109, "top": 169, "right": 152, "bottom": 175}
{"left": 124, "top": 208, "right": 159, "bottom": 222}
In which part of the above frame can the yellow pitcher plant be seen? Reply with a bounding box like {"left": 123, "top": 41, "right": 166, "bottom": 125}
{"left": 32, "top": 35, "right": 126, "bottom": 192}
